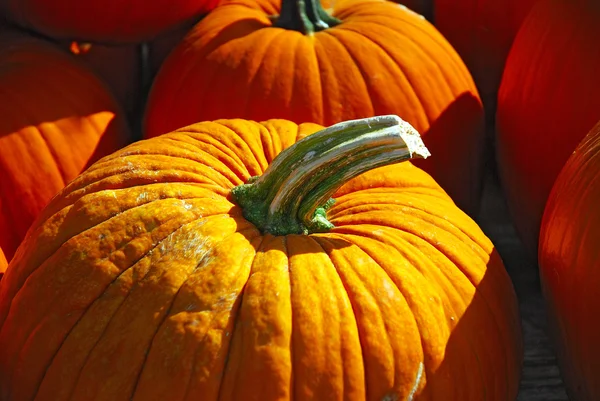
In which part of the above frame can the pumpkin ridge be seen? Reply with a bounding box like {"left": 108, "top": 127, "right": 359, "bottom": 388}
{"left": 284, "top": 234, "right": 366, "bottom": 399}
{"left": 310, "top": 40, "right": 326, "bottom": 125}
{"left": 31, "top": 216, "right": 201, "bottom": 401}
{"left": 130, "top": 225, "right": 261, "bottom": 401}
{"left": 143, "top": 135, "right": 255, "bottom": 182}
{"left": 237, "top": 30, "right": 289, "bottom": 122}
{"left": 5, "top": 205, "right": 219, "bottom": 400}
{"left": 317, "top": 232, "right": 437, "bottom": 398}
{"left": 39, "top": 181, "right": 229, "bottom": 233}
{"left": 153, "top": 130, "right": 256, "bottom": 176}
{"left": 361, "top": 9, "right": 471, "bottom": 92}
{"left": 321, "top": 29, "right": 375, "bottom": 115}
{"left": 289, "top": 35, "right": 320, "bottom": 124}
{"left": 327, "top": 228, "right": 510, "bottom": 398}
{"left": 335, "top": 24, "right": 431, "bottom": 121}
{"left": 330, "top": 198, "right": 489, "bottom": 257}
{"left": 366, "top": 19, "right": 468, "bottom": 99}
{"left": 90, "top": 152, "right": 243, "bottom": 188}
{"left": 43, "top": 215, "right": 249, "bottom": 400}
{"left": 383, "top": 15, "right": 473, "bottom": 94}
{"left": 206, "top": 233, "right": 268, "bottom": 401}
{"left": 177, "top": 123, "right": 268, "bottom": 177}
{"left": 213, "top": 120, "right": 274, "bottom": 174}
{"left": 315, "top": 235, "right": 416, "bottom": 399}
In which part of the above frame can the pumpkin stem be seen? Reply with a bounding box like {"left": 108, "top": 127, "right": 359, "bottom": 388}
{"left": 231, "top": 115, "right": 430, "bottom": 236}
{"left": 273, "top": 0, "right": 341, "bottom": 35}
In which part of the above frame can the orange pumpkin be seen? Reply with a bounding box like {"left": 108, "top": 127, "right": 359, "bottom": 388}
{"left": 0, "top": 30, "right": 131, "bottom": 261}
{"left": 539, "top": 119, "right": 600, "bottom": 401}
{"left": 495, "top": 0, "right": 600, "bottom": 257}
{"left": 434, "top": 0, "right": 537, "bottom": 120}
{"left": 0, "top": 0, "right": 220, "bottom": 43}
{"left": 0, "top": 116, "right": 521, "bottom": 400}
{"left": 144, "top": 0, "right": 485, "bottom": 216}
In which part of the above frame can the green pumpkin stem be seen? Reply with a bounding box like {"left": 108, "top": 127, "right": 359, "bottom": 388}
{"left": 273, "top": 0, "right": 341, "bottom": 35}
{"left": 231, "top": 115, "right": 430, "bottom": 236}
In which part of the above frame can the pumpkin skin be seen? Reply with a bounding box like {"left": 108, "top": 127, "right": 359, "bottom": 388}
{"left": 0, "top": 30, "right": 131, "bottom": 261}
{"left": 495, "top": 0, "right": 600, "bottom": 258}
{"left": 539, "top": 120, "right": 600, "bottom": 401}
{"left": 144, "top": 0, "right": 485, "bottom": 216}
{"left": 434, "top": 0, "right": 537, "bottom": 120}
{"left": 0, "top": 118, "right": 521, "bottom": 401}
{"left": 0, "top": 0, "right": 220, "bottom": 43}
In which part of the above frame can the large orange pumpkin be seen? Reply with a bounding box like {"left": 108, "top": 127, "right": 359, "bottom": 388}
{"left": 495, "top": 0, "right": 600, "bottom": 257}
{"left": 434, "top": 0, "right": 537, "bottom": 120}
{"left": 0, "top": 0, "right": 220, "bottom": 43}
{"left": 539, "top": 120, "right": 600, "bottom": 401}
{"left": 0, "top": 116, "right": 521, "bottom": 400}
{"left": 144, "top": 0, "right": 485, "bottom": 216}
{"left": 0, "top": 30, "right": 131, "bottom": 261}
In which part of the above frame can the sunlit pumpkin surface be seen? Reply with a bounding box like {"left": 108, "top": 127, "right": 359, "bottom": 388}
{"left": 0, "top": 119, "right": 520, "bottom": 400}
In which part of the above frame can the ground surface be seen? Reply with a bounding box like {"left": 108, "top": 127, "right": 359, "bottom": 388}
{"left": 477, "top": 169, "right": 569, "bottom": 401}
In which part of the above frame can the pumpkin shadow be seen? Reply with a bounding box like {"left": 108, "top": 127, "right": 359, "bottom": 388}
{"left": 418, "top": 247, "right": 524, "bottom": 400}
{"left": 199, "top": 18, "right": 271, "bottom": 56}
{"left": 411, "top": 90, "right": 486, "bottom": 219}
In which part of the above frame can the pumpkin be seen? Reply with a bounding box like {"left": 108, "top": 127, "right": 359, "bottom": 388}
{"left": 66, "top": 41, "right": 142, "bottom": 118}
{"left": 144, "top": 0, "right": 485, "bottom": 217}
{"left": 539, "top": 119, "right": 600, "bottom": 401}
{"left": 495, "top": 0, "right": 600, "bottom": 258}
{"left": 0, "top": 29, "right": 131, "bottom": 261}
{"left": 0, "top": 115, "right": 522, "bottom": 401}
{"left": 434, "top": 0, "right": 538, "bottom": 122}
{"left": 0, "top": 0, "right": 220, "bottom": 43}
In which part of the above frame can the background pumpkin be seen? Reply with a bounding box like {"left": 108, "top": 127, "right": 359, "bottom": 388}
{"left": 495, "top": 0, "right": 600, "bottom": 258}
{"left": 144, "top": 0, "right": 485, "bottom": 217}
{"left": 539, "top": 119, "right": 600, "bottom": 401}
{"left": 434, "top": 0, "right": 538, "bottom": 125}
{"left": 0, "top": 0, "right": 220, "bottom": 43}
{"left": 0, "top": 29, "right": 131, "bottom": 261}
{"left": 0, "top": 117, "right": 521, "bottom": 401}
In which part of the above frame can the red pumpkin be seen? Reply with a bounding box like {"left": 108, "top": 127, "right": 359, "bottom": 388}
{"left": 435, "top": 0, "right": 537, "bottom": 120}
{"left": 0, "top": 30, "right": 131, "bottom": 261}
{"left": 539, "top": 119, "right": 600, "bottom": 401}
{"left": 0, "top": 116, "right": 522, "bottom": 401}
{"left": 144, "top": 0, "right": 485, "bottom": 216}
{"left": 495, "top": 0, "right": 600, "bottom": 257}
{"left": 0, "top": 0, "right": 220, "bottom": 43}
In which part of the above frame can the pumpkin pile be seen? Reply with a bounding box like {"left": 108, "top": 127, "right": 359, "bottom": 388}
{"left": 0, "top": 0, "right": 596, "bottom": 399}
